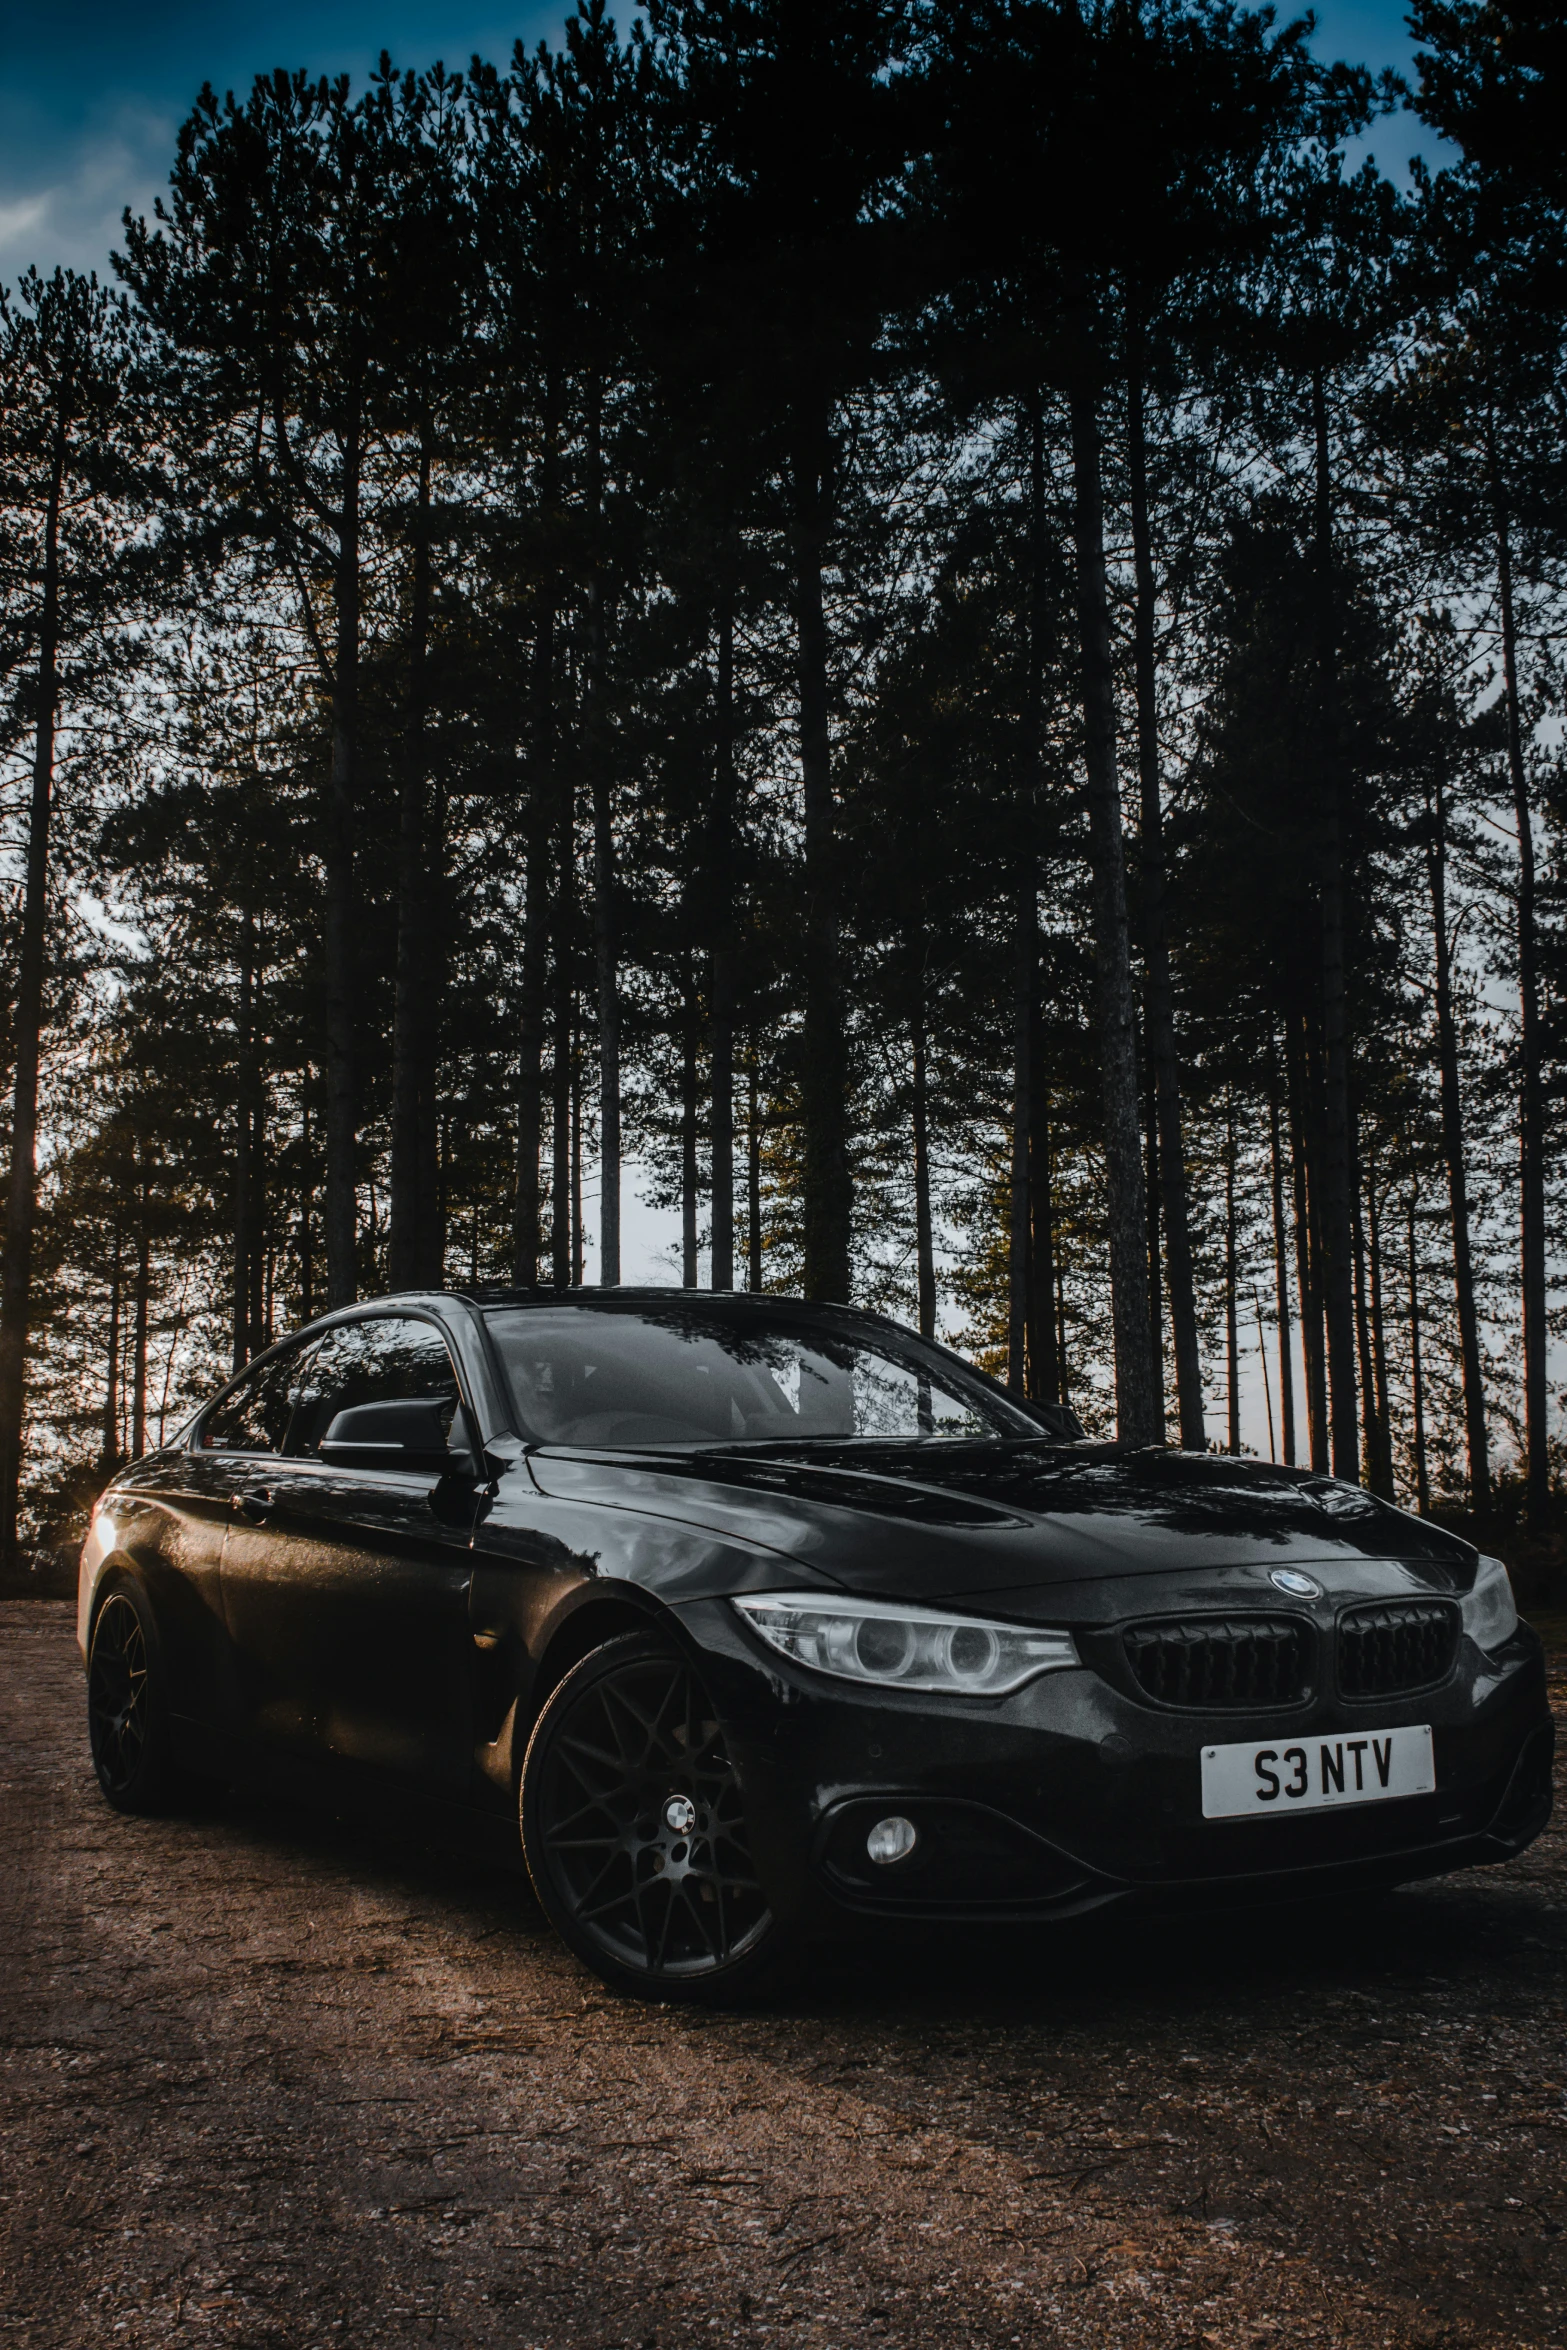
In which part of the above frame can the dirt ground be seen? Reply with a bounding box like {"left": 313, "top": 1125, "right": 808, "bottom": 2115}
{"left": 4, "top": 1601, "right": 1567, "bottom": 2350}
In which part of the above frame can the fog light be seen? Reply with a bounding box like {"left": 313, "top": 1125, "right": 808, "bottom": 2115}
{"left": 866, "top": 1815, "right": 918, "bottom": 1866}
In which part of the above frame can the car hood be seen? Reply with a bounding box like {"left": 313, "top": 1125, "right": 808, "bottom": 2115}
{"left": 524, "top": 1440, "right": 1477, "bottom": 1600}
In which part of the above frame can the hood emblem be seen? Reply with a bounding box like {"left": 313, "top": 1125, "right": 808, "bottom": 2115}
{"left": 1270, "top": 1569, "right": 1321, "bottom": 1599}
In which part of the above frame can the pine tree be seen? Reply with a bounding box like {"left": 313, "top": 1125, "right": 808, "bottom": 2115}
{"left": 0, "top": 268, "right": 154, "bottom": 1577}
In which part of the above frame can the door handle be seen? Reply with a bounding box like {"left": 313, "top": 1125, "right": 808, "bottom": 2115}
{"left": 236, "top": 1487, "right": 276, "bottom": 1525}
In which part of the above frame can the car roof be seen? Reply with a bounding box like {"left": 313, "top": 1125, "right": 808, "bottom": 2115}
{"left": 442, "top": 1285, "right": 855, "bottom": 1311}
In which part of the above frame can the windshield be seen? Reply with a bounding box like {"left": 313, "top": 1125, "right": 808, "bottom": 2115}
{"left": 482, "top": 1300, "right": 1040, "bottom": 1449}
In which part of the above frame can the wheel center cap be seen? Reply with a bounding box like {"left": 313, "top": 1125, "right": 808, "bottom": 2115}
{"left": 663, "top": 1794, "right": 697, "bottom": 1835}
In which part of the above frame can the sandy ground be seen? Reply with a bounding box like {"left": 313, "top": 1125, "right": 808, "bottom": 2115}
{"left": 3, "top": 1598, "right": 1567, "bottom": 2350}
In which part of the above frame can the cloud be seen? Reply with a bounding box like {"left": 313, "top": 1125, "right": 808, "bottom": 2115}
{"left": 0, "top": 103, "right": 175, "bottom": 289}
{"left": 0, "top": 196, "right": 48, "bottom": 249}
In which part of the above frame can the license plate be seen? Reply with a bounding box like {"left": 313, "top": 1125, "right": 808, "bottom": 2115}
{"left": 1201, "top": 1724, "right": 1435, "bottom": 1820}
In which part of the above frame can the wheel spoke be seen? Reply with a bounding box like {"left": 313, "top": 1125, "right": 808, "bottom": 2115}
{"left": 557, "top": 1728, "right": 632, "bottom": 1782}
{"left": 538, "top": 1647, "right": 771, "bottom": 1979}
{"left": 573, "top": 1851, "right": 639, "bottom": 1926}
{"left": 643, "top": 1666, "right": 690, "bottom": 1764}
{"left": 651, "top": 1881, "right": 676, "bottom": 1971}
{"left": 598, "top": 1675, "right": 659, "bottom": 1763}
{"left": 576, "top": 1876, "right": 643, "bottom": 1927}
{"left": 677, "top": 1878, "right": 719, "bottom": 1962}
{"left": 546, "top": 1788, "right": 627, "bottom": 1834}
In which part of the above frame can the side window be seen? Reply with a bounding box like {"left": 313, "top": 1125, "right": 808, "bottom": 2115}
{"left": 286, "top": 1317, "right": 462, "bottom": 1459}
{"left": 200, "top": 1340, "right": 311, "bottom": 1455}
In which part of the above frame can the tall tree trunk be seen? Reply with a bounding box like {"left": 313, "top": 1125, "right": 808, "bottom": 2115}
{"left": 1068, "top": 381, "right": 1159, "bottom": 1443}
{"left": 1489, "top": 417, "right": 1547, "bottom": 1523}
{"left": 793, "top": 395, "right": 852, "bottom": 1301}
{"left": 1144, "top": 1071, "right": 1162, "bottom": 1397}
{"left": 1287, "top": 1019, "right": 1329, "bottom": 1471}
{"left": 1408, "top": 1197, "right": 1430, "bottom": 1516}
{"left": 747, "top": 1050, "right": 763, "bottom": 1293}
{"left": 1007, "top": 872, "right": 1036, "bottom": 1395}
{"left": 516, "top": 404, "right": 559, "bottom": 1289}
{"left": 248, "top": 1081, "right": 267, "bottom": 1344}
{"left": 589, "top": 651, "right": 619, "bottom": 1290}
{"left": 1310, "top": 369, "right": 1359, "bottom": 1479}
{"left": 1368, "top": 1185, "right": 1392, "bottom": 1494}
{"left": 1268, "top": 1082, "right": 1297, "bottom": 1466}
{"left": 1028, "top": 1012, "right": 1057, "bottom": 1404}
{"left": 1019, "top": 396, "right": 1056, "bottom": 1406}
{"left": 571, "top": 1022, "right": 583, "bottom": 1289}
{"left": 1129, "top": 350, "right": 1204, "bottom": 1447}
{"left": 1225, "top": 1096, "right": 1239, "bottom": 1455}
{"left": 912, "top": 969, "right": 936, "bottom": 1341}
{"left": 1352, "top": 1179, "right": 1380, "bottom": 1490}
{"left": 1425, "top": 761, "right": 1489, "bottom": 1508}
{"left": 232, "top": 916, "right": 255, "bottom": 1373}
{"left": 514, "top": 813, "right": 548, "bottom": 1287}
{"left": 1255, "top": 1286, "right": 1277, "bottom": 1460}
{"left": 101, "top": 1223, "right": 121, "bottom": 1475}
{"left": 322, "top": 406, "right": 362, "bottom": 1310}
{"left": 550, "top": 777, "right": 574, "bottom": 1291}
{"left": 416, "top": 785, "right": 446, "bottom": 1286}
{"left": 0, "top": 403, "right": 66, "bottom": 1574}
{"left": 131, "top": 1170, "right": 150, "bottom": 1463}
{"left": 682, "top": 966, "right": 699, "bottom": 1287}
{"left": 709, "top": 591, "right": 736, "bottom": 1291}
{"left": 1011, "top": 390, "right": 1044, "bottom": 1398}
{"left": 390, "top": 433, "right": 433, "bottom": 1291}
{"left": 298, "top": 1093, "right": 314, "bottom": 1323}
{"left": 584, "top": 380, "right": 620, "bottom": 1290}
{"left": 552, "top": 582, "right": 575, "bottom": 1287}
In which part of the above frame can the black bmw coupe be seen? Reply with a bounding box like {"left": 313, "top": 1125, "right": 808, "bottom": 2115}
{"left": 79, "top": 1287, "right": 1553, "bottom": 1998}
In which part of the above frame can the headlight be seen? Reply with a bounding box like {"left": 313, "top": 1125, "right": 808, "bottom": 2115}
{"left": 1462, "top": 1555, "right": 1518, "bottom": 1653}
{"left": 730, "top": 1591, "right": 1078, "bottom": 1696}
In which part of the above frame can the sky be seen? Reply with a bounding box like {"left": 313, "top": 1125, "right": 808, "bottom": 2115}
{"left": 2, "top": 0, "right": 1450, "bottom": 290}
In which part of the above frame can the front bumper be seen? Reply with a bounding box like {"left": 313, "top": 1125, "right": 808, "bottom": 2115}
{"left": 671, "top": 1597, "right": 1554, "bottom": 1930}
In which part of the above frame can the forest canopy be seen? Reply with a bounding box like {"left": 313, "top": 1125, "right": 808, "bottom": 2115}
{"left": 2, "top": 0, "right": 1565, "bottom": 1570}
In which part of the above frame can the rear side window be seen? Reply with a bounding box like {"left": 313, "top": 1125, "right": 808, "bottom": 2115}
{"left": 201, "top": 1340, "right": 310, "bottom": 1454}
{"left": 286, "top": 1317, "right": 461, "bottom": 1458}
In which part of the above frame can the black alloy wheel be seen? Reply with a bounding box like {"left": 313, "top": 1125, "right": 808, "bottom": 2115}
{"left": 521, "top": 1630, "right": 786, "bottom": 2000}
{"left": 87, "top": 1584, "right": 183, "bottom": 1814}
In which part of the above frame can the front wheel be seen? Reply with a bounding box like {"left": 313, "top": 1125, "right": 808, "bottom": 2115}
{"left": 86, "top": 1582, "right": 189, "bottom": 1814}
{"left": 520, "top": 1629, "right": 791, "bottom": 2001}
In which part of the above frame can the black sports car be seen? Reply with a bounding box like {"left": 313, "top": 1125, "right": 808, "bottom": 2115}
{"left": 79, "top": 1288, "right": 1553, "bottom": 1999}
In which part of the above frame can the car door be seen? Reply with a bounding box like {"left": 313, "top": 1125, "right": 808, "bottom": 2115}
{"left": 219, "top": 1312, "right": 480, "bottom": 1798}
{"left": 129, "top": 1336, "right": 317, "bottom": 1755}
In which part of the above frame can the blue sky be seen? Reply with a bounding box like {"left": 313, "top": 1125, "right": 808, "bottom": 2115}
{"left": 1, "top": 0, "right": 1447, "bottom": 289}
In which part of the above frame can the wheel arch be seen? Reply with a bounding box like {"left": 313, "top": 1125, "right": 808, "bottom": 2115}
{"left": 488, "top": 1585, "right": 679, "bottom": 1794}
{"left": 83, "top": 1555, "right": 150, "bottom": 1653}
{"left": 533, "top": 1588, "right": 663, "bottom": 1690}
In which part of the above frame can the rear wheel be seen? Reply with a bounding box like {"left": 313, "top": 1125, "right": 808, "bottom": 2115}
{"left": 87, "top": 1583, "right": 187, "bottom": 1814}
{"left": 520, "top": 1629, "right": 790, "bottom": 2001}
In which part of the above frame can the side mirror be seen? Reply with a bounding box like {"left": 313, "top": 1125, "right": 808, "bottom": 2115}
{"left": 320, "top": 1397, "right": 475, "bottom": 1475}
{"left": 1027, "top": 1400, "right": 1087, "bottom": 1442}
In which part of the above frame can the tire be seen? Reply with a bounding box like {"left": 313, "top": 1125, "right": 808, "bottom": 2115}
{"left": 86, "top": 1581, "right": 189, "bottom": 1815}
{"left": 520, "top": 1628, "right": 792, "bottom": 2003}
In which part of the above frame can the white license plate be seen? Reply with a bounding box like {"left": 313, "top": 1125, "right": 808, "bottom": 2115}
{"left": 1201, "top": 1724, "right": 1435, "bottom": 1820}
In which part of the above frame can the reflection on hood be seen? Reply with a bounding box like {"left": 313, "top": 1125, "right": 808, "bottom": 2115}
{"left": 671, "top": 1439, "right": 1473, "bottom": 1568}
